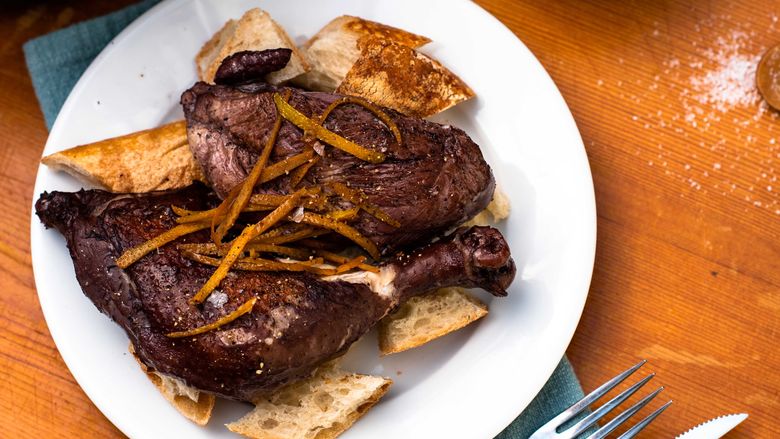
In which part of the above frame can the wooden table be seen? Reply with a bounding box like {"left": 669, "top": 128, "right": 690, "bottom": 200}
{"left": 1, "top": 1, "right": 777, "bottom": 437}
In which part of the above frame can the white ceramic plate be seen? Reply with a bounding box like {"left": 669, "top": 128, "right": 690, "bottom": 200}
{"left": 30, "top": 0, "right": 596, "bottom": 437}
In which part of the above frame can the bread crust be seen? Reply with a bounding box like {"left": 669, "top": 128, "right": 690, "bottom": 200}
{"left": 336, "top": 38, "right": 475, "bottom": 118}
{"left": 130, "top": 344, "right": 215, "bottom": 426}
{"left": 294, "top": 16, "right": 430, "bottom": 92}
{"left": 196, "top": 8, "right": 309, "bottom": 84}
{"left": 379, "top": 287, "right": 488, "bottom": 355}
{"left": 226, "top": 362, "right": 392, "bottom": 439}
{"left": 41, "top": 121, "right": 204, "bottom": 193}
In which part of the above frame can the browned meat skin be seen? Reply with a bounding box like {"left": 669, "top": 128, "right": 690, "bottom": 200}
{"left": 181, "top": 82, "right": 495, "bottom": 254}
{"left": 35, "top": 184, "right": 514, "bottom": 401}
{"left": 394, "top": 226, "right": 515, "bottom": 301}
{"left": 214, "top": 49, "right": 292, "bottom": 85}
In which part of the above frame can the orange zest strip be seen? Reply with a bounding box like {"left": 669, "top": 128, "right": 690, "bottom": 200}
{"left": 329, "top": 181, "right": 401, "bottom": 227}
{"left": 237, "top": 257, "right": 336, "bottom": 275}
{"left": 242, "top": 256, "right": 324, "bottom": 267}
{"left": 273, "top": 93, "right": 386, "bottom": 164}
{"left": 171, "top": 205, "right": 191, "bottom": 216}
{"left": 179, "top": 188, "right": 323, "bottom": 224}
{"left": 177, "top": 190, "right": 323, "bottom": 225}
{"left": 300, "top": 212, "right": 380, "bottom": 260}
{"left": 190, "top": 189, "right": 307, "bottom": 305}
{"left": 258, "top": 149, "right": 317, "bottom": 183}
{"left": 336, "top": 255, "right": 367, "bottom": 274}
{"left": 183, "top": 251, "right": 332, "bottom": 274}
{"left": 314, "top": 249, "right": 349, "bottom": 264}
{"left": 177, "top": 243, "right": 222, "bottom": 255}
{"left": 249, "top": 193, "right": 296, "bottom": 206}
{"left": 289, "top": 154, "right": 319, "bottom": 188}
{"left": 175, "top": 204, "right": 273, "bottom": 224}
{"left": 214, "top": 95, "right": 287, "bottom": 244}
{"left": 253, "top": 225, "right": 329, "bottom": 245}
{"left": 178, "top": 242, "right": 311, "bottom": 260}
{"left": 302, "top": 194, "right": 329, "bottom": 212}
{"left": 246, "top": 244, "right": 313, "bottom": 260}
{"left": 116, "top": 222, "right": 210, "bottom": 269}
{"left": 328, "top": 207, "right": 361, "bottom": 222}
{"left": 315, "top": 249, "right": 380, "bottom": 273}
{"left": 210, "top": 185, "right": 242, "bottom": 243}
{"left": 252, "top": 223, "right": 307, "bottom": 240}
{"left": 357, "top": 263, "right": 381, "bottom": 273}
{"left": 319, "top": 96, "right": 402, "bottom": 146}
{"left": 166, "top": 297, "right": 257, "bottom": 338}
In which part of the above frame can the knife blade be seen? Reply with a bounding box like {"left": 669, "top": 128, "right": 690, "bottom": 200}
{"left": 675, "top": 413, "right": 748, "bottom": 439}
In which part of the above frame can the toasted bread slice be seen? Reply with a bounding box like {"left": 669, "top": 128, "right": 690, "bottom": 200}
{"left": 197, "top": 19, "right": 239, "bottom": 81}
{"left": 41, "top": 120, "right": 204, "bottom": 193}
{"left": 464, "top": 186, "right": 510, "bottom": 227}
{"left": 293, "top": 16, "right": 430, "bottom": 92}
{"left": 379, "top": 287, "right": 487, "bottom": 355}
{"left": 380, "top": 188, "right": 508, "bottom": 355}
{"left": 227, "top": 362, "right": 392, "bottom": 439}
{"left": 335, "top": 38, "right": 475, "bottom": 118}
{"left": 197, "top": 8, "right": 309, "bottom": 84}
{"left": 130, "top": 344, "right": 215, "bottom": 426}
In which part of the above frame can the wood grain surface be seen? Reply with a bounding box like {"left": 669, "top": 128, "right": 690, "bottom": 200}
{"left": 1, "top": 1, "right": 777, "bottom": 437}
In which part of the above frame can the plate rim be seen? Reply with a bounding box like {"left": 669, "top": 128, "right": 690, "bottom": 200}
{"left": 29, "top": 0, "right": 597, "bottom": 437}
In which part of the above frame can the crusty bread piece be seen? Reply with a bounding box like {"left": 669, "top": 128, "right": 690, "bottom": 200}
{"left": 41, "top": 120, "right": 204, "bottom": 193}
{"left": 464, "top": 186, "right": 511, "bottom": 227}
{"left": 335, "top": 38, "right": 475, "bottom": 118}
{"left": 379, "top": 188, "right": 508, "bottom": 355}
{"left": 293, "top": 16, "right": 430, "bottom": 92}
{"left": 197, "top": 8, "right": 309, "bottom": 84}
{"left": 227, "top": 362, "right": 392, "bottom": 439}
{"left": 197, "top": 19, "right": 238, "bottom": 80}
{"left": 130, "top": 344, "right": 215, "bottom": 426}
{"left": 379, "top": 287, "right": 488, "bottom": 355}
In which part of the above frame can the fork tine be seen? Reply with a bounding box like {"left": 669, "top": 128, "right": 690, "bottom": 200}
{"left": 564, "top": 373, "right": 655, "bottom": 437}
{"left": 546, "top": 360, "right": 647, "bottom": 427}
{"left": 589, "top": 386, "right": 664, "bottom": 439}
{"left": 616, "top": 400, "right": 673, "bottom": 439}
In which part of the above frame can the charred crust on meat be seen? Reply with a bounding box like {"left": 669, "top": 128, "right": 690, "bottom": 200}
{"left": 181, "top": 82, "right": 495, "bottom": 254}
{"left": 35, "top": 184, "right": 515, "bottom": 401}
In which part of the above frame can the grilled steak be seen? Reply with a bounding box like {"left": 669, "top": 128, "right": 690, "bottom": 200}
{"left": 35, "top": 184, "right": 515, "bottom": 401}
{"left": 182, "top": 82, "right": 495, "bottom": 254}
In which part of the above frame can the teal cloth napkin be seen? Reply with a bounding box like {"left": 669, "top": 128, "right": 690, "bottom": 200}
{"left": 23, "top": 2, "right": 588, "bottom": 437}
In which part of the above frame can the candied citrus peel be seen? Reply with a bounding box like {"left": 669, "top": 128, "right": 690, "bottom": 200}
{"left": 273, "top": 93, "right": 386, "bottom": 164}
{"left": 182, "top": 251, "right": 332, "bottom": 274}
{"left": 319, "top": 96, "right": 402, "bottom": 146}
{"left": 190, "top": 189, "right": 308, "bottom": 305}
{"left": 315, "top": 249, "right": 379, "bottom": 273}
{"left": 166, "top": 297, "right": 257, "bottom": 338}
{"left": 328, "top": 181, "right": 401, "bottom": 227}
{"left": 178, "top": 242, "right": 311, "bottom": 260}
{"left": 300, "top": 212, "right": 380, "bottom": 260}
{"left": 116, "top": 222, "right": 210, "bottom": 269}
{"left": 213, "top": 91, "right": 289, "bottom": 244}
{"left": 260, "top": 149, "right": 317, "bottom": 183}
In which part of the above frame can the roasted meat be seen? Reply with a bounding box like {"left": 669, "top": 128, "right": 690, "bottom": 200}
{"left": 35, "top": 184, "right": 515, "bottom": 401}
{"left": 214, "top": 49, "right": 293, "bottom": 85}
{"left": 182, "top": 82, "right": 495, "bottom": 254}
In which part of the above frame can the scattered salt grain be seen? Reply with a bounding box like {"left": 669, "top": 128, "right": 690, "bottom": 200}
{"left": 689, "top": 31, "right": 762, "bottom": 112}
{"left": 290, "top": 206, "right": 305, "bottom": 223}
{"left": 208, "top": 291, "right": 228, "bottom": 308}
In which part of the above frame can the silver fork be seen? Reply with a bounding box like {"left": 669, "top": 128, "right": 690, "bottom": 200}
{"left": 529, "top": 360, "right": 672, "bottom": 439}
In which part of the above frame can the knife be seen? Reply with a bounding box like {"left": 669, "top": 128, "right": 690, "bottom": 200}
{"left": 675, "top": 413, "right": 748, "bottom": 438}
